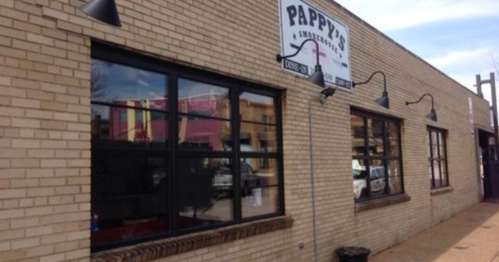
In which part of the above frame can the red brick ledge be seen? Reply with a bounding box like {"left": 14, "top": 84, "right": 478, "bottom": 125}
{"left": 91, "top": 216, "right": 293, "bottom": 262}
{"left": 355, "top": 194, "right": 411, "bottom": 213}
{"left": 431, "top": 187, "right": 454, "bottom": 196}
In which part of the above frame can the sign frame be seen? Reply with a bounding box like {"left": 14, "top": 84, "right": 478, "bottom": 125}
{"left": 278, "top": 0, "right": 352, "bottom": 91}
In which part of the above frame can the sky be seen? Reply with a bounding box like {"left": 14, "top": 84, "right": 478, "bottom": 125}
{"left": 334, "top": 0, "right": 499, "bottom": 103}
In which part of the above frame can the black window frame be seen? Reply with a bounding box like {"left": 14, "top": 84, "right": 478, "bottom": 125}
{"left": 90, "top": 42, "right": 285, "bottom": 252}
{"left": 427, "top": 126, "right": 449, "bottom": 189}
{"left": 351, "top": 108, "right": 405, "bottom": 202}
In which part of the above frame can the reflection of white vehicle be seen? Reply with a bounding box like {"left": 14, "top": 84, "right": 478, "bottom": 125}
{"left": 353, "top": 161, "right": 387, "bottom": 199}
{"left": 212, "top": 162, "right": 263, "bottom": 189}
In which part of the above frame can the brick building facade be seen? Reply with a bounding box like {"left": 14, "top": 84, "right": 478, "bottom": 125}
{"left": 0, "top": 0, "right": 493, "bottom": 262}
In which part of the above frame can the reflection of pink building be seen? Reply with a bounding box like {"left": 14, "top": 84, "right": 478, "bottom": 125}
{"left": 107, "top": 95, "right": 227, "bottom": 150}
{"left": 98, "top": 94, "right": 275, "bottom": 153}
{"left": 110, "top": 100, "right": 168, "bottom": 143}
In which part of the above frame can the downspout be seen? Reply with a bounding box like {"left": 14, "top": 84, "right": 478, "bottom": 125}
{"left": 308, "top": 100, "right": 318, "bottom": 262}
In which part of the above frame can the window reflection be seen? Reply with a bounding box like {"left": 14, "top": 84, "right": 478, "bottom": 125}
{"left": 91, "top": 105, "right": 168, "bottom": 147}
{"left": 387, "top": 139, "right": 400, "bottom": 157}
{"left": 368, "top": 160, "right": 386, "bottom": 196}
{"left": 178, "top": 79, "right": 230, "bottom": 119}
{"left": 90, "top": 57, "right": 283, "bottom": 250}
{"left": 352, "top": 159, "right": 368, "bottom": 200}
{"left": 92, "top": 156, "right": 167, "bottom": 198}
{"left": 240, "top": 158, "right": 278, "bottom": 187}
{"left": 91, "top": 156, "right": 169, "bottom": 245}
{"left": 91, "top": 59, "right": 167, "bottom": 110}
{"left": 178, "top": 116, "right": 231, "bottom": 151}
{"left": 239, "top": 123, "right": 277, "bottom": 152}
{"left": 368, "top": 119, "right": 384, "bottom": 156}
{"left": 388, "top": 160, "right": 403, "bottom": 194}
{"left": 351, "top": 115, "right": 365, "bottom": 156}
{"left": 91, "top": 196, "right": 169, "bottom": 246}
{"left": 428, "top": 128, "right": 448, "bottom": 188}
{"left": 178, "top": 158, "right": 232, "bottom": 192}
{"left": 351, "top": 112, "right": 403, "bottom": 201}
{"left": 179, "top": 191, "right": 233, "bottom": 230}
{"left": 240, "top": 92, "right": 276, "bottom": 124}
{"left": 242, "top": 187, "right": 279, "bottom": 218}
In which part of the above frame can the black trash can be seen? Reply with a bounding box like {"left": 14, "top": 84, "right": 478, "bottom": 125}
{"left": 335, "top": 246, "right": 371, "bottom": 262}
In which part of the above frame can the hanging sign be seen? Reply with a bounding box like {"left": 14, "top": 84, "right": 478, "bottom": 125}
{"left": 279, "top": 0, "right": 351, "bottom": 91}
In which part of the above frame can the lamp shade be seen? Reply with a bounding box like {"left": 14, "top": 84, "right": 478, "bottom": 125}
{"left": 426, "top": 108, "right": 437, "bottom": 122}
{"left": 308, "top": 65, "right": 326, "bottom": 88}
{"left": 375, "top": 91, "right": 389, "bottom": 109}
{"left": 79, "top": 0, "right": 121, "bottom": 27}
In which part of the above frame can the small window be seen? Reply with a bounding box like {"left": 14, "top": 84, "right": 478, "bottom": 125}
{"left": 427, "top": 127, "right": 448, "bottom": 188}
{"left": 351, "top": 110, "right": 404, "bottom": 201}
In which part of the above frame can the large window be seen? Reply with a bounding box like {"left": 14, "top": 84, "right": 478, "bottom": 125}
{"left": 427, "top": 127, "right": 448, "bottom": 188}
{"left": 90, "top": 46, "right": 284, "bottom": 251}
{"left": 351, "top": 110, "right": 404, "bottom": 201}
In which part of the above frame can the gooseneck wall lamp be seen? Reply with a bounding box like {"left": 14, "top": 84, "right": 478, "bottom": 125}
{"left": 353, "top": 71, "right": 389, "bottom": 109}
{"left": 276, "top": 39, "right": 326, "bottom": 88}
{"left": 406, "top": 93, "right": 438, "bottom": 122}
{"left": 79, "top": 0, "right": 121, "bottom": 27}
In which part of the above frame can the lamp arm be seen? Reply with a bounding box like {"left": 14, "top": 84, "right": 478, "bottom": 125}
{"left": 276, "top": 39, "right": 320, "bottom": 66}
{"left": 353, "top": 71, "right": 387, "bottom": 92}
{"left": 406, "top": 93, "right": 435, "bottom": 109}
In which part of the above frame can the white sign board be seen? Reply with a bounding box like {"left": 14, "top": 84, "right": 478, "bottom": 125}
{"left": 279, "top": 0, "right": 351, "bottom": 91}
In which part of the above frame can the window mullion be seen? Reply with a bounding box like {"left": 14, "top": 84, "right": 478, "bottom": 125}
{"left": 443, "top": 133, "right": 449, "bottom": 186}
{"left": 428, "top": 130, "right": 435, "bottom": 188}
{"left": 171, "top": 74, "right": 179, "bottom": 236}
{"left": 275, "top": 94, "right": 285, "bottom": 215}
{"left": 436, "top": 131, "right": 443, "bottom": 187}
{"left": 364, "top": 117, "right": 371, "bottom": 197}
{"left": 382, "top": 121, "right": 389, "bottom": 195}
{"left": 233, "top": 88, "right": 241, "bottom": 223}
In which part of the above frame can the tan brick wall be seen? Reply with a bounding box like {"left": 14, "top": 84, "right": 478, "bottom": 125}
{"left": 0, "top": 0, "right": 492, "bottom": 262}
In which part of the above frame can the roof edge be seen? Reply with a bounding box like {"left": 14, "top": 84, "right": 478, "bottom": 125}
{"left": 327, "top": 0, "right": 487, "bottom": 101}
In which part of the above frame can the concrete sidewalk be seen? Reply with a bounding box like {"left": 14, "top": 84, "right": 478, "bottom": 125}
{"left": 371, "top": 202, "right": 499, "bottom": 262}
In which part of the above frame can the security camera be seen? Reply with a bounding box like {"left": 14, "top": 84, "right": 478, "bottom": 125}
{"left": 320, "top": 87, "right": 336, "bottom": 104}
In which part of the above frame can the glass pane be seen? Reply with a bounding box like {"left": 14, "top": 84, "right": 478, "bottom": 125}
{"left": 368, "top": 119, "right": 384, "bottom": 156}
{"left": 429, "top": 161, "right": 433, "bottom": 187}
{"left": 388, "top": 160, "right": 403, "bottom": 194}
{"left": 387, "top": 139, "right": 400, "bottom": 157}
{"left": 178, "top": 115, "right": 231, "bottom": 151}
{"left": 432, "top": 145, "right": 439, "bottom": 159}
{"left": 240, "top": 158, "right": 278, "bottom": 187}
{"left": 91, "top": 105, "right": 168, "bottom": 148}
{"left": 178, "top": 79, "right": 230, "bottom": 119}
{"left": 91, "top": 195, "right": 169, "bottom": 247}
{"left": 91, "top": 155, "right": 168, "bottom": 247}
{"left": 179, "top": 191, "right": 233, "bottom": 230}
{"left": 240, "top": 92, "right": 276, "bottom": 124}
{"left": 432, "top": 159, "right": 442, "bottom": 187}
{"left": 178, "top": 158, "right": 232, "bottom": 192}
{"left": 427, "top": 131, "right": 431, "bottom": 158}
{"left": 91, "top": 156, "right": 167, "bottom": 198}
{"left": 438, "top": 132, "right": 446, "bottom": 158}
{"left": 352, "top": 159, "right": 368, "bottom": 201}
{"left": 369, "top": 159, "right": 386, "bottom": 196}
{"left": 242, "top": 187, "right": 280, "bottom": 218}
{"left": 91, "top": 59, "right": 168, "bottom": 110}
{"left": 351, "top": 115, "right": 365, "bottom": 156}
{"left": 387, "top": 121, "right": 399, "bottom": 140}
{"left": 441, "top": 160, "right": 448, "bottom": 187}
{"left": 431, "top": 131, "right": 438, "bottom": 157}
{"left": 240, "top": 123, "right": 277, "bottom": 152}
